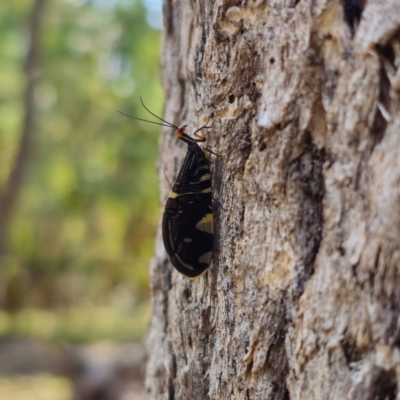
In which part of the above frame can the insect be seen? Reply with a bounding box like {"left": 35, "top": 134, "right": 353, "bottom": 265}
{"left": 120, "top": 99, "right": 214, "bottom": 279}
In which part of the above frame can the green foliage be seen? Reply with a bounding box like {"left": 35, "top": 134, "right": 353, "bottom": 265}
{"left": 0, "top": 0, "right": 162, "bottom": 341}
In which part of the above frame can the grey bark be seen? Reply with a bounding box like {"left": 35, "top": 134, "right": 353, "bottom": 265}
{"left": 146, "top": 1, "right": 400, "bottom": 399}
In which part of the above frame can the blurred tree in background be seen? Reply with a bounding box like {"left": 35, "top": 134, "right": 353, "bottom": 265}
{"left": 0, "top": 0, "right": 162, "bottom": 343}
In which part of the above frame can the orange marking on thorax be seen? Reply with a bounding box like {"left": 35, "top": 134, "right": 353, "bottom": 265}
{"left": 175, "top": 124, "right": 187, "bottom": 138}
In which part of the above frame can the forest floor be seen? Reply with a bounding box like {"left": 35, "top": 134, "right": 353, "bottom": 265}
{"left": 0, "top": 337, "right": 146, "bottom": 400}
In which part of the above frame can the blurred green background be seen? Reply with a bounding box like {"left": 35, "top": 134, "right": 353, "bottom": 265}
{"left": 0, "top": 0, "right": 162, "bottom": 349}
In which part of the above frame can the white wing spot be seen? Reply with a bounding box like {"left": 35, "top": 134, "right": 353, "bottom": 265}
{"left": 198, "top": 252, "right": 212, "bottom": 265}
{"left": 168, "top": 191, "right": 179, "bottom": 199}
{"left": 196, "top": 213, "right": 214, "bottom": 234}
{"left": 168, "top": 220, "right": 175, "bottom": 251}
{"left": 200, "top": 174, "right": 211, "bottom": 182}
{"left": 175, "top": 254, "right": 194, "bottom": 270}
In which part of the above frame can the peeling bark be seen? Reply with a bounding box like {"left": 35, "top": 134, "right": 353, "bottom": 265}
{"left": 146, "top": 1, "right": 400, "bottom": 399}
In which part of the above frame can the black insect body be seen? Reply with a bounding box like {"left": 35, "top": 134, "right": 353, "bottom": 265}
{"left": 162, "top": 125, "right": 213, "bottom": 279}
{"left": 120, "top": 99, "right": 214, "bottom": 279}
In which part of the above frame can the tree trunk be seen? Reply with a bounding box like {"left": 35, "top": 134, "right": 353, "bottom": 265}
{"left": 0, "top": 0, "right": 45, "bottom": 252}
{"left": 145, "top": 1, "right": 400, "bottom": 399}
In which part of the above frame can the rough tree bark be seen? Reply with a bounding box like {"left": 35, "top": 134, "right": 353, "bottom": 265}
{"left": 146, "top": 1, "right": 400, "bottom": 399}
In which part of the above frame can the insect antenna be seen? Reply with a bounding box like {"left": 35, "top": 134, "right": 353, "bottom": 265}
{"left": 118, "top": 96, "right": 180, "bottom": 130}
{"left": 118, "top": 111, "right": 173, "bottom": 129}
{"left": 140, "top": 96, "right": 180, "bottom": 130}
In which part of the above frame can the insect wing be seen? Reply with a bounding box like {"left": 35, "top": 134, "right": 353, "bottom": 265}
{"left": 162, "top": 144, "right": 213, "bottom": 279}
